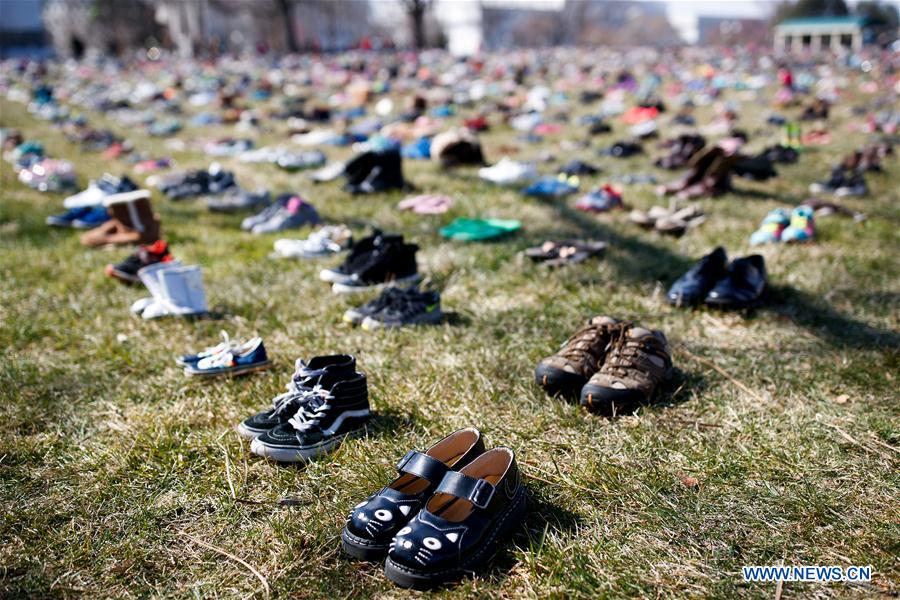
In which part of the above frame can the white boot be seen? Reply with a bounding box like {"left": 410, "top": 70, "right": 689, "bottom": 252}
{"left": 133, "top": 260, "right": 181, "bottom": 315}
{"left": 158, "top": 265, "right": 208, "bottom": 316}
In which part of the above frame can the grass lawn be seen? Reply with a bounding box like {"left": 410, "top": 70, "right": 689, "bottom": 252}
{"left": 1, "top": 77, "right": 898, "bottom": 599}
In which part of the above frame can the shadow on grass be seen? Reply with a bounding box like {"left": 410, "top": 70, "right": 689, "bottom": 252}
{"left": 759, "top": 284, "right": 900, "bottom": 350}
{"left": 527, "top": 199, "right": 899, "bottom": 352}
{"left": 486, "top": 495, "right": 583, "bottom": 583}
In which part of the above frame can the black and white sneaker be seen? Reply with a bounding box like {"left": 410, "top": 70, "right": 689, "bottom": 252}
{"left": 834, "top": 175, "right": 868, "bottom": 197}
{"left": 250, "top": 372, "right": 370, "bottom": 462}
{"left": 331, "top": 240, "right": 420, "bottom": 294}
{"left": 343, "top": 286, "right": 412, "bottom": 325}
{"left": 236, "top": 354, "right": 356, "bottom": 440}
{"left": 320, "top": 230, "right": 403, "bottom": 284}
{"left": 361, "top": 288, "right": 443, "bottom": 330}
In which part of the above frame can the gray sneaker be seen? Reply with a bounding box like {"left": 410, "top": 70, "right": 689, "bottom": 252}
{"left": 251, "top": 198, "right": 321, "bottom": 234}
{"left": 208, "top": 188, "right": 270, "bottom": 213}
{"left": 242, "top": 202, "right": 283, "bottom": 231}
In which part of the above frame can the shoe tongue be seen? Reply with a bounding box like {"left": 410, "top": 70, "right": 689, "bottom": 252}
{"left": 629, "top": 326, "right": 652, "bottom": 339}
{"left": 589, "top": 316, "right": 617, "bottom": 327}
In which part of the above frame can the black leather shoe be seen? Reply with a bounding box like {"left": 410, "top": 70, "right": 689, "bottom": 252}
{"left": 341, "top": 429, "right": 485, "bottom": 561}
{"left": 667, "top": 247, "right": 728, "bottom": 306}
{"left": 705, "top": 255, "right": 766, "bottom": 309}
{"left": 383, "top": 447, "right": 526, "bottom": 589}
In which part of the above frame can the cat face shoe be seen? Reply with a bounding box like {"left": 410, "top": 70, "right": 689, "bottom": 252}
{"left": 383, "top": 447, "right": 526, "bottom": 589}
{"left": 342, "top": 428, "right": 485, "bottom": 561}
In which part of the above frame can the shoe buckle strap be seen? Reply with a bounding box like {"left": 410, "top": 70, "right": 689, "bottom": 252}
{"left": 396, "top": 450, "right": 448, "bottom": 484}
{"left": 436, "top": 471, "right": 495, "bottom": 509}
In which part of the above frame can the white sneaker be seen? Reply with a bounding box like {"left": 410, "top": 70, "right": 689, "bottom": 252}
{"left": 478, "top": 158, "right": 537, "bottom": 186}
{"left": 157, "top": 265, "right": 208, "bottom": 317}
{"left": 272, "top": 225, "right": 352, "bottom": 259}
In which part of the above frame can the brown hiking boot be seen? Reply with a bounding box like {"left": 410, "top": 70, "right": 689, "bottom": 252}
{"left": 534, "top": 316, "right": 623, "bottom": 397}
{"left": 580, "top": 325, "right": 673, "bottom": 416}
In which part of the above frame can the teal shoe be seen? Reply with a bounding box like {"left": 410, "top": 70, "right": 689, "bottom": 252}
{"left": 781, "top": 205, "right": 815, "bottom": 243}
{"left": 750, "top": 208, "right": 790, "bottom": 245}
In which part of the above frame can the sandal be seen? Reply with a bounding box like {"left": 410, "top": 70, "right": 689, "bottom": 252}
{"left": 342, "top": 429, "right": 485, "bottom": 561}
{"left": 525, "top": 240, "right": 607, "bottom": 266}
{"left": 383, "top": 447, "right": 526, "bottom": 589}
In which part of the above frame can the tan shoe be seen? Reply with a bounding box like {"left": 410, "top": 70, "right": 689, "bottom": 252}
{"left": 534, "top": 316, "right": 624, "bottom": 397}
{"left": 580, "top": 325, "right": 673, "bottom": 416}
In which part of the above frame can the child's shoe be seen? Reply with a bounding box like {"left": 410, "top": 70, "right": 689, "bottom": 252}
{"left": 750, "top": 208, "right": 790, "bottom": 245}
{"left": 781, "top": 205, "right": 815, "bottom": 243}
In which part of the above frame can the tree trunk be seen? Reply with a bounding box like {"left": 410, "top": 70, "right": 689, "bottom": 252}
{"left": 408, "top": 1, "right": 426, "bottom": 49}
{"left": 276, "top": 0, "right": 298, "bottom": 53}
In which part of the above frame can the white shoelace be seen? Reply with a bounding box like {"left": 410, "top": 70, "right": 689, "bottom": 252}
{"left": 287, "top": 395, "right": 333, "bottom": 432}
{"left": 196, "top": 349, "right": 236, "bottom": 370}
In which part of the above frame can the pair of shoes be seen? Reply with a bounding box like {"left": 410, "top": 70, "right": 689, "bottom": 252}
{"left": 18, "top": 158, "right": 77, "bottom": 192}
{"left": 206, "top": 187, "right": 270, "bottom": 213}
{"left": 809, "top": 168, "right": 868, "bottom": 197}
{"left": 271, "top": 225, "right": 352, "bottom": 259}
{"left": 181, "top": 335, "right": 270, "bottom": 377}
{"left": 320, "top": 231, "right": 420, "bottom": 294}
{"left": 342, "top": 428, "right": 526, "bottom": 590}
{"left": 559, "top": 159, "right": 600, "bottom": 176}
{"left": 63, "top": 173, "right": 138, "bottom": 208}
{"left": 439, "top": 218, "right": 522, "bottom": 241}
{"left": 79, "top": 190, "right": 162, "bottom": 248}
{"left": 130, "top": 261, "right": 208, "bottom": 319}
{"left": 478, "top": 157, "right": 537, "bottom": 186}
{"left": 667, "top": 247, "right": 767, "bottom": 309}
{"left": 524, "top": 240, "right": 607, "bottom": 266}
{"left": 750, "top": 206, "right": 814, "bottom": 245}
{"left": 237, "top": 355, "right": 370, "bottom": 462}
{"left": 343, "top": 285, "right": 444, "bottom": 330}
{"left": 241, "top": 194, "right": 321, "bottom": 234}
{"left": 46, "top": 205, "right": 110, "bottom": 229}
{"left": 629, "top": 202, "right": 705, "bottom": 235}
{"left": 522, "top": 174, "right": 579, "bottom": 198}
{"left": 536, "top": 318, "right": 674, "bottom": 416}
{"left": 397, "top": 194, "right": 454, "bottom": 215}
{"left": 105, "top": 239, "right": 174, "bottom": 284}
{"left": 574, "top": 184, "right": 624, "bottom": 212}
{"left": 343, "top": 148, "right": 407, "bottom": 194}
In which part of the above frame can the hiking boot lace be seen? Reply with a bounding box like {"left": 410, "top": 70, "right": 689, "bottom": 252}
{"left": 560, "top": 320, "right": 628, "bottom": 367}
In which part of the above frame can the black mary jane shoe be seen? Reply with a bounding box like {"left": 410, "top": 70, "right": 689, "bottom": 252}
{"left": 341, "top": 428, "right": 484, "bottom": 561}
{"left": 383, "top": 447, "right": 526, "bottom": 589}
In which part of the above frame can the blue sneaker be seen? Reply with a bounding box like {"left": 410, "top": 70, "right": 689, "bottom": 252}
{"left": 183, "top": 337, "right": 271, "bottom": 377}
{"left": 401, "top": 137, "right": 431, "bottom": 160}
{"left": 46, "top": 206, "right": 92, "bottom": 228}
{"left": 176, "top": 331, "right": 246, "bottom": 367}
{"left": 71, "top": 205, "right": 111, "bottom": 229}
{"left": 523, "top": 175, "right": 579, "bottom": 198}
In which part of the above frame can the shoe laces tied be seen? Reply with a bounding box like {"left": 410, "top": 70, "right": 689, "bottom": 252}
{"left": 272, "top": 382, "right": 326, "bottom": 414}
{"left": 287, "top": 393, "right": 333, "bottom": 431}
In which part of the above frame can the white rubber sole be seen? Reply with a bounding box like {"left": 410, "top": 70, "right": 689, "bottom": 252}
{"left": 360, "top": 309, "right": 444, "bottom": 330}
{"left": 236, "top": 422, "right": 266, "bottom": 440}
{"left": 331, "top": 273, "right": 420, "bottom": 295}
{"left": 249, "top": 428, "right": 364, "bottom": 463}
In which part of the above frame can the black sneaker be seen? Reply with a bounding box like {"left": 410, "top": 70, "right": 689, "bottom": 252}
{"left": 343, "top": 286, "right": 412, "bottom": 325}
{"left": 361, "top": 288, "right": 443, "bottom": 330}
{"left": 331, "top": 241, "right": 420, "bottom": 294}
{"left": 320, "top": 230, "right": 403, "bottom": 285}
{"left": 809, "top": 167, "right": 846, "bottom": 194}
{"left": 236, "top": 354, "right": 356, "bottom": 440}
{"left": 105, "top": 240, "right": 174, "bottom": 284}
{"left": 250, "top": 372, "right": 370, "bottom": 462}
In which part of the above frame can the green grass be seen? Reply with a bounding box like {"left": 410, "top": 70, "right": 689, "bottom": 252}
{"left": 1, "top": 79, "right": 898, "bottom": 599}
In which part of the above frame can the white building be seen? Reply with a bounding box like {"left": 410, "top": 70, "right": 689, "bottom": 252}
{"left": 774, "top": 16, "right": 868, "bottom": 52}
